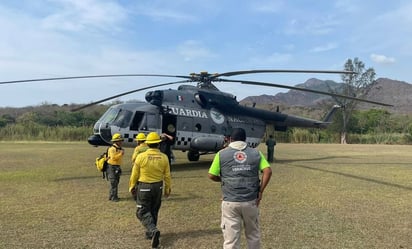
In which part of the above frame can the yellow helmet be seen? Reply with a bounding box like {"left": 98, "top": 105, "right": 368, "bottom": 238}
{"left": 145, "top": 132, "right": 161, "bottom": 144}
{"left": 111, "top": 133, "right": 123, "bottom": 142}
{"left": 135, "top": 133, "right": 146, "bottom": 141}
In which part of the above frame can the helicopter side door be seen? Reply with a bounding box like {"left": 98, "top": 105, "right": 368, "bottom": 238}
{"left": 162, "top": 113, "right": 177, "bottom": 139}
{"left": 121, "top": 110, "right": 161, "bottom": 147}
{"left": 130, "top": 111, "right": 159, "bottom": 132}
{"left": 173, "top": 116, "right": 193, "bottom": 150}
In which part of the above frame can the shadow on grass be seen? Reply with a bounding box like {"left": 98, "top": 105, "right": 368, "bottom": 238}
{"left": 170, "top": 161, "right": 211, "bottom": 172}
{"left": 290, "top": 163, "right": 412, "bottom": 191}
{"left": 54, "top": 161, "right": 211, "bottom": 182}
{"left": 160, "top": 227, "right": 221, "bottom": 248}
{"left": 55, "top": 175, "right": 102, "bottom": 181}
{"left": 275, "top": 156, "right": 346, "bottom": 164}
{"left": 121, "top": 192, "right": 204, "bottom": 203}
{"left": 162, "top": 192, "right": 204, "bottom": 202}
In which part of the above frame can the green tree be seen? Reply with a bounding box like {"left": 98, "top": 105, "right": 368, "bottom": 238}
{"left": 332, "top": 58, "right": 376, "bottom": 144}
{"left": 0, "top": 114, "right": 15, "bottom": 128}
{"left": 352, "top": 109, "right": 391, "bottom": 134}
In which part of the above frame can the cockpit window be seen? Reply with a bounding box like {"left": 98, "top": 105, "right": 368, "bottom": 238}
{"left": 98, "top": 107, "right": 119, "bottom": 124}
{"left": 112, "top": 109, "right": 133, "bottom": 128}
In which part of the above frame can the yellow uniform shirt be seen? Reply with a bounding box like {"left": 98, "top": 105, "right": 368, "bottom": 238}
{"left": 107, "top": 144, "right": 124, "bottom": 166}
{"left": 131, "top": 143, "right": 149, "bottom": 163}
{"left": 129, "top": 148, "right": 171, "bottom": 194}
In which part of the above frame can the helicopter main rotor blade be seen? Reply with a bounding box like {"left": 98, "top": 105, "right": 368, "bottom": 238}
{"left": 71, "top": 79, "right": 190, "bottom": 112}
{"left": 0, "top": 74, "right": 192, "bottom": 85}
{"left": 214, "top": 69, "right": 356, "bottom": 78}
{"left": 0, "top": 70, "right": 355, "bottom": 85}
{"left": 219, "top": 78, "right": 393, "bottom": 107}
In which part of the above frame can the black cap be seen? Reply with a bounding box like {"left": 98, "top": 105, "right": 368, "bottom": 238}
{"left": 230, "top": 128, "right": 246, "bottom": 141}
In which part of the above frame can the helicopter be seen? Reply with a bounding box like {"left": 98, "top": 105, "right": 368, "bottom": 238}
{"left": 1, "top": 69, "right": 392, "bottom": 161}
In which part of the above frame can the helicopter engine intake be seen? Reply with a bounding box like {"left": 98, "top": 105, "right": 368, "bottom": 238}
{"left": 190, "top": 136, "right": 225, "bottom": 151}
{"left": 145, "top": 90, "right": 163, "bottom": 106}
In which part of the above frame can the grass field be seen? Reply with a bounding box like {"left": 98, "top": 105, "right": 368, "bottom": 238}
{"left": 1, "top": 142, "right": 412, "bottom": 249}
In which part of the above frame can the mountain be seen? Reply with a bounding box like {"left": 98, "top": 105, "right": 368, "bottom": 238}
{"left": 240, "top": 78, "right": 412, "bottom": 115}
{"left": 241, "top": 78, "right": 341, "bottom": 106}
{"left": 362, "top": 78, "right": 412, "bottom": 114}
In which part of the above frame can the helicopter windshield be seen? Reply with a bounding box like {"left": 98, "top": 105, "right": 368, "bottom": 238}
{"left": 112, "top": 109, "right": 133, "bottom": 128}
{"left": 98, "top": 107, "right": 119, "bottom": 124}
{"left": 98, "top": 107, "right": 133, "bottom": 128}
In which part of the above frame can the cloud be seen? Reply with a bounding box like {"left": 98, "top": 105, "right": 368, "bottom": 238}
{"left": 248, "top": 52, "right": 293, "bottom": 66}
{"left": 285, "top": 16, "right": 339, "bottom": 36}
{"left": 370, "top": 54, "right": 396, "bottom": 64}
{"left": 42, "top": 0, "right": 128, "bottom": 32}
{"left": 130, "top": 1, "right": 210, "bottom": 22}
{"left": 334, "top": 0, "right": 360, "bottom": 13}
{"left": 177, "top": 40, "right": 218, "bottom": 61}
{"left": 360, "top": 2, "right": 412, "bottom": 55}
{"left": 140, "top": 8, "right": 197, "bottom": 22}
{"left": 250, "top": 0, "right": 284, "bottom": 13}
{"left": 309, "top": 43, "right": 338, "bottom": 53}
{"left": 1, "top": 0, "right": 412, "bottom": 107}
{"left": 379, "top": 2, "right": 412, "bottom": 25}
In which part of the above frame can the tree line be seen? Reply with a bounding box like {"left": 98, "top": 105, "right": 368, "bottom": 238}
{"left": 0, "top": 104, "right": 107, "bottom": 141}
{"left": 1, "top": 103, "right": 411, "bottom": 144}
{"left": 270, "top": 108, "right": 412, "bottom": 144}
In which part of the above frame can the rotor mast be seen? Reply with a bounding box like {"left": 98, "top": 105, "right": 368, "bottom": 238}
{"left": 191, "top": 71, "right": 220, "bottom": 91}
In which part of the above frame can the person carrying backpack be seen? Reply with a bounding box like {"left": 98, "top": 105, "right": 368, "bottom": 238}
{"left": 107, "top": 133, "right": 125, "bottom": 202}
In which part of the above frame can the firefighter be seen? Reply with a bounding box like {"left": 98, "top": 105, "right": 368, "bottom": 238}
{"left": 129, "top": 132, "right": 171, "bottom": 248}
{"left": 107, "top": 133, "right": 124, "bottom": 202}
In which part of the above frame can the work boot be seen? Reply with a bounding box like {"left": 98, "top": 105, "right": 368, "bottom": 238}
{"left": 151, "top": 230, "right": 160, "bottom": 248}
{"left": 111, "top": 194, "right": 119, "bottom": 202}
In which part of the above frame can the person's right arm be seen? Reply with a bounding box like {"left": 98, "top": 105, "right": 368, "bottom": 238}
{"left": 257, "top": 167, "right": 272, "bottom": 206}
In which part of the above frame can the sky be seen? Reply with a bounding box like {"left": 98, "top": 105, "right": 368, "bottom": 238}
{"left": 0, "top": 0, "right": 411, "bottom": 108}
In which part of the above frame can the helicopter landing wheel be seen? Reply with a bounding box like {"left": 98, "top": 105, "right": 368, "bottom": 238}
{"left": 187, "top": 150, "right": 200, "bottom": 161}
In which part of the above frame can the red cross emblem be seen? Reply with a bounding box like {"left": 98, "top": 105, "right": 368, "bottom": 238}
{"left": 233, "top": 151, "right": 247, "bottom": 163}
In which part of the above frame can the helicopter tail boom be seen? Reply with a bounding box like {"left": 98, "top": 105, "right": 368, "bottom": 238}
{"left": 322, "top": 105, "right": 341, "bottom": 123}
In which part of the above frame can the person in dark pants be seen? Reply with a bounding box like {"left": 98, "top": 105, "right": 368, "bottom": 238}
{"left": 107, "top": 133, "right": 124, "bottom": 202}
{"left": 129, "top": 132, "right": 171, "bottom": 249}
{"left": 159, "top": 133, "right": 174, "bottom": 165}
{"left": 131, "top": 133, "right": 149, "bottom": 201}
{"left": 265, "top": 135, "right": 276, "bottom": 163}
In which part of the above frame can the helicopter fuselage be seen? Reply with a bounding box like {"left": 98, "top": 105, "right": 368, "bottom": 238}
{"left": 88, "top": 86, "right": 266, "bottom": 161}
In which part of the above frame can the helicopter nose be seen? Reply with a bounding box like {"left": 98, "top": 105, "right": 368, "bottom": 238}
{"left": 88, "top": 134, "right": 111, "bottom": 146}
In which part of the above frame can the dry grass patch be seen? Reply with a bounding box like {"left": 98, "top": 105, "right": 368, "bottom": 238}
{"left": 1, "top": 142, "right": 412, "bottom": 248}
